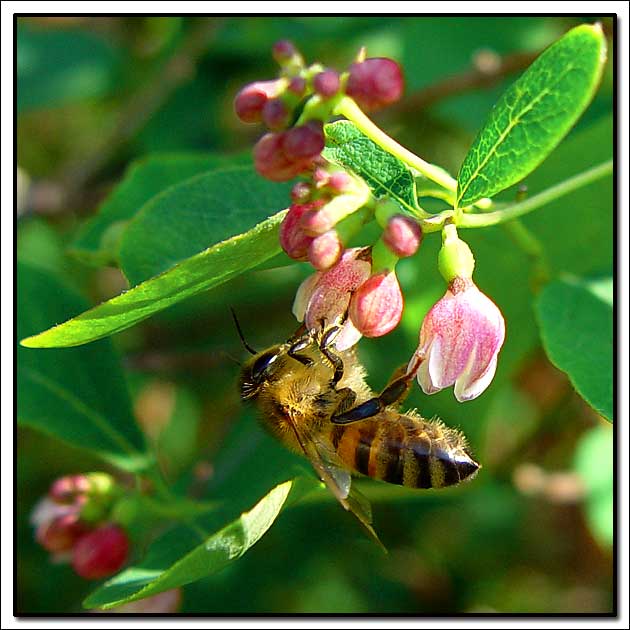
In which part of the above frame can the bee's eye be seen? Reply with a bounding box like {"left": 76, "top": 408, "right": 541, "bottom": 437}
{"left": 251, "top": 350, "right": 279, "bottom": 383}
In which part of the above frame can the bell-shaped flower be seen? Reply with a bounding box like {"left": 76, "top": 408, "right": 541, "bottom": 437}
{"left": 411, "top": 278, "right": 505, "bottom": 402}
{"left": 292, "top": 247, "right": 372, "bottom": 350}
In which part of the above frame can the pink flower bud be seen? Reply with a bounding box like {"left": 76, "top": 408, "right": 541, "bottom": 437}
{"left": 412, "top": 278, "right": 505, "bottom": 402}
{"left": 312, "top": 167, "right": 330, "bottom": 187}
{"left": 348, "top": 270, "right": 403, "bottom": 337}
{"left": 253, "top": 132, "right": 302, "bottom": 182}
{"left": 262, "top": 98, "right": 290, "bottom": 130}
{"left": 234, "top": 79, "right": 284, "bottom": 124}
{"left": 282, "top": 121, "right": 325, "bottom": 162}
{"left": 382, "top": 215, "right": 423, "bottom": 258}
{"left": 288, "top": 76, "right": 307, "bottom": 96}
{"left": 279, "top": 201, "right": 324, "bottom": 260}
{"left": 327, "top": 171, "right": 351, "bottom": 193}
{"left": 346, "top": 58, "right": 404, "bottom": 111}
{"left": 272, "top": 40, "right": 298, "bottom": 63}
{"left": 313, "top": 69, "right": 341, "bottom": 98}
{"left": 49, "top": 474, "right": 90, "bottom": 504}
{"left": 36, "top": 512, "right": 89, "bottom": 553}
{"left": 72, "top": 524, "right": 129, "bottom": 580}
{"left": 290, "top": 182, "right": 313, "bottom": 203}
{"left": 308, "top": 230, "right": 343, "bottom": 270}
{"left": 293, "top": 248, "right": 372, "bottom": 350}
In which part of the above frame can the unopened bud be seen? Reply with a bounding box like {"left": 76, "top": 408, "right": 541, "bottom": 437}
{"left": 382, "top": 215, "right": 423, "bottom": 258}
{"left": 272, "top": 40, "right": 298, "bottom": 63}
{"left": 308, "top": 230, "right": 343, "bottom": 270}
{"left": 72, "top": 525, "right": 129, "bottom": 580}
{"left": 327, "top": 171, "right": 351, "bottom": 193}
{"left": 348, "top": 270, "right": 403, "bottom": 337}
{"left": 313, "top": 69, "right": 341, "bottom": 99}
{"left": 346, "top": 58, "right": 404, "bottom": 111}
{"left": 288, "top": 76, "right": 307, "bottom": 96}
{"left": 36, "top": 513, "right": 89, "bottom": 553}
{"left": 262, "top": 98, "right": 290, "bottom": 130}
{"left": 279, "top": 201, "right": 324, "bottom": 260}
{"left": 283, "top": 121, "right": 325, "bottom": 162}
{"left": 234, "top": 79, "right": 284, "bottom": 124}
{"left": 291, "top": 182, "right": 313, "bottom": 203}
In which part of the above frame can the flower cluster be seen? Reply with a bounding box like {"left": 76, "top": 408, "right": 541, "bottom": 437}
{"left": 235, "top": 40, "right": 404, "bottom": 183}
{"left": 31, "top": 473, "right": 130, "bottom": 580}
{"left": 235, "top": 42, "right": 505, "bottom": 402}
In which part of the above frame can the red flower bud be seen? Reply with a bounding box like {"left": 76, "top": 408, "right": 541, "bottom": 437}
{"left": 308, "top": 230, "right": 343, "bottom": 271}
{"left": 327, "top": 171, "right": 351, "bottom": 193}
{"left": 290, "top": 182, "right": 313, "bottom": 203}
{"left": 313, "top": 69, "right": 341, "bottom": 99}
{"left": 72, "top": 525, "right": 129, "bottom": 580}
{"left": 382, "top": 215, "right": 423, "bottom": 258}
{"left": 234, "top": 80, "right": 284, "bottom": 124}
{"left": 279, "top": 200, "right": 325, "bottom": 260}
{"left": 348, "top": 270, "right": 403, "bottom": 337}
{"left": 49, "top": 474, "right": 90, "bottom": 504}
{"left": 272, "top": 40, "right": 297, "bottom": 63}
{"left": 262, "top": 98, "right": 290, "bottom": 130}
{"left": 36, "top": 512, "right": 90, "bottom": 553}
{"left": 346, "top": 58, "right": 404, "bottom": 111}
{"left": 282, "top": 121, "right": 325, "bottom": 162}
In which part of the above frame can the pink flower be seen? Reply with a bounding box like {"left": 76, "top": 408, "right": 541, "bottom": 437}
{"left": 348, "top": 270, "right": 403, "bottom": 337}
{"left": 411, "top": 278, "right": 505, "bottom": 402}
{"left": 292, "top": 247, "right": 372, "bottom": 350}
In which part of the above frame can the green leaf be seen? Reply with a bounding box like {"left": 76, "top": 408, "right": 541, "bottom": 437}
{"left": 323, "top": 120, "right": 420, "bottom": 215}
{"left": 535, "top": 276, "right": 613, "bottom": 421}
{"left": 20, "top": 209, "right": 287, "bottom": 348}
{"left": 71, "top": 153, "right": 249, "bottom": 266}
{"left": 119, "top": 165, "right": 293, "bottom": 286}
{"left": 17, "top": 23, "right": 120, "bottom": 112}
{"left": 83, "top": 478, "right": 311, "bottom": 609}
{"left": 457, "top": 23, "right": 607, "bottom": 207}
{"left": 574, "top": 424, "right": 613, "bottom": 547}
{"left": 17, "top": 263, "right": 149, "bottom": 471}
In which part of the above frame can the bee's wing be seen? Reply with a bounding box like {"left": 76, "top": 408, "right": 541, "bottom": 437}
{"left": 305, "top": 434, "right": 386, "bottom": 553}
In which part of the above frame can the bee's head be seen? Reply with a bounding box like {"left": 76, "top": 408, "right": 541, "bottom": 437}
{"left": 239, "top": 345, "right": 285, "bottom": 401}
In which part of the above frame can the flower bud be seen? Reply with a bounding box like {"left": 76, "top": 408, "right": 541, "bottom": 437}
{"left": 234, "top": 79, "right": 284, "bottom": 124}
{"left": 49, "top": 474, "right": 90, "bottom": 504}
{"left": 346, "top": 57, "right": 404, "bottom": 111}
{"left": 293, "top": 247, "right": 372, "bottom": 350}
{"left": 290, "top": 181, "right": 313, "bottom": 203}
{"left": 288, "top": 76, "right": 307, "bottom": 96}
{"left": 308, "top": 230, "right": 343, "bottom": 271}
{"left": 272, "top": 40, "right": 299, "bottom": 64}
{"left": 36, "top": 512, "right": 89, "bottom": 553}
{"left": 279, "top": 200, "right": 324, "bottom": 260}
{"left": 262, "top": 98, "right": 290, "bottom": 130}
{"left": 282, "top": 121, "right": 325, "bottom": 162}
{"left": 382, "top": 215, "right": 423, "bottom": 258}
{"left": 327, "top": 171, "right": 351, "bottom": 193}
{"left": 348, "top": 270, "right": 403, "bottom": 337}
{"left": 72, "top": 524, "right": 130, "bottom": 580}
{"left": 411, "top": 279, "right": 505, "bottom": 402}
{"left": 253, "top": 132, "right": 301, "bottom": 182}
{"left": 313, "top": 69, "right": 341, "bottom": 99}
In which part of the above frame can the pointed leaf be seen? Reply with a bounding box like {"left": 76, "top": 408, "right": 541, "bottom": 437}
{"left": 83, "top": 478, "right": 313, "bottom": 609}
{"left": 323, "top": 120, "right": 420, "bottom": 214}
{"left": 457, "top": 23, "right": 607, "bottom": 207}
{"left": 20, "top": 209, "right": 287, "bottom": 348}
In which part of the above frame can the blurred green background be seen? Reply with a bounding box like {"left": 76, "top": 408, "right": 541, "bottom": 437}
{"left": 17, "top": 16, "right": 614, "bottom": 614}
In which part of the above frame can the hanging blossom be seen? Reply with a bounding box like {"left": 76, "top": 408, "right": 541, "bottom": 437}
{"left": 409, "top": 224, "right": 505, "bottom": 402}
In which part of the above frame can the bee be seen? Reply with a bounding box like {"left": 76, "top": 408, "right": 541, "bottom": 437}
{"left": 238, "top": 321, "right": 480, "bottom": 545}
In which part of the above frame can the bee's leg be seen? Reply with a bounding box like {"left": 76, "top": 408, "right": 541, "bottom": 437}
{"left": 288, "top": 336, "right": 313, "bottom": 367}
{"left": 318, "top": 325, "right": 345, "bottom": 385}
{"left": 331, "top": 387, "right": 357, "bottom": 416}
{"left": 332, "top": 354, "right": 424, "bottom": 424}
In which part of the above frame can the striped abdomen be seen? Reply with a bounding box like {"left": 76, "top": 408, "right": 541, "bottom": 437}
{"left": 329, "top": 412, "right": 479, "bottom": 489}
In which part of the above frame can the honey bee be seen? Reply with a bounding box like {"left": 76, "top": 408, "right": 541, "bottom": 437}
{"left": 238, "top": 322, "right": 480, "bottom": 545}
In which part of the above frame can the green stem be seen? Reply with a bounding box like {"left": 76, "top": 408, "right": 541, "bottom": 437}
{"left": 457, "top": 160, "right": 613, "bottom": 228}
{"left": 334, "top": 96, "right": 492, "bottom": 210}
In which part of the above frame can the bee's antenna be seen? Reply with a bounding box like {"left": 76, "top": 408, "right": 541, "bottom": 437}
{"left": 230, "top": 307, "right": 258, "bottom": 355}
